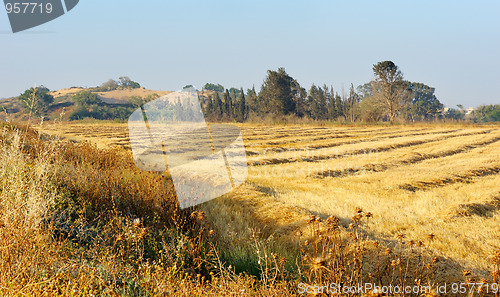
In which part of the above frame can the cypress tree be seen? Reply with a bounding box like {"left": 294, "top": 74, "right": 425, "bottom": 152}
{"left": 213, "top": 92, "right": 223, "bottom": 120}
{"left": 237, "top": 87, "right": 246, "bottom": 122}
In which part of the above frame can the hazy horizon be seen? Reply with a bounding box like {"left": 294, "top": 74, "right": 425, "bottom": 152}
{"left": 1, "top": 0, "right": 499, "bottom": 108}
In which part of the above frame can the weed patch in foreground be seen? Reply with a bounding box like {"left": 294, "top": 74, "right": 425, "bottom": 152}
{"left": 1, "top": 122, "right": 499, "bottom": 296}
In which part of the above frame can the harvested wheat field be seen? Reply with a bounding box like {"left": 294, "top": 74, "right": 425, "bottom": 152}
{"left": 38, "top": 122, "right": 500, "bottom": 290}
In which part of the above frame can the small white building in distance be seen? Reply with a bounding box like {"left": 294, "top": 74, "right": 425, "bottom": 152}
{"left": 465, "top": 107, "right": 475, "bottom": 115}
{"left": 441, "top": 107, "right": 475, "bottom": 115}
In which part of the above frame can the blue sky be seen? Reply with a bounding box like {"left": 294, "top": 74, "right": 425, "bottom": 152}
{"left": 1, "top": 0, "right": 499, "bottom": 107}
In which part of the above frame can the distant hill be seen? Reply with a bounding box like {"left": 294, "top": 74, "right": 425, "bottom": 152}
{"left": 0, "top": 87, "right": 214, "bottom": 122}
{"left": 48, "top": 87, "right": 173, "bottom": 105}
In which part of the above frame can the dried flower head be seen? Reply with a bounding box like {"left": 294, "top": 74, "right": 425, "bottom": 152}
{"left": 385, "top": 248, "right": 392, "bottom": 255}
{"left": 197, "top": 211, "right": 206, "bottom": 221}
{"left": 352, "top": 214, "right": 362, "bottom": 222}
{"left": 133, "top": 218, "right": 141, "bottom": 228}
{"left": 190, "top": 211, "right": 198, "bottom": 220}
{"left": 427, "top": 233, "right": 436, "bottom": 241}
{"left": 312, "top": 257, "right": 327, "bottom": 271}
{"left": 355, "top": 207, "right": 363, "bottom": 214}
{"left": 396, "top": 233, "right": 405, "bottom": 240}
{"left": 137, "top": 228, "right": 148, "bottom": 240}
{"left": 325, "top": 216, "right": 340, "bottom": 230}
{"left": 365, "top": 212, "right": 373, "bottom": 218}
{"left": 462, "top": 270, "right": 471, "bottom": 277}
{"left": 491, "top": 250, "right": 500, "bottom": 264}
{"left": 307, "top": 215, "right": 316, "bottom": 224}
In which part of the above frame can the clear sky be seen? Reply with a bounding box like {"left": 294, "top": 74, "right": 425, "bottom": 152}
{"left": 1, "top": 0, "right": 499, "bottom": 107}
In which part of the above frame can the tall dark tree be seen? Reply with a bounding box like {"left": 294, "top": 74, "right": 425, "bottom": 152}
{"left": 258, "top": 68, "right": 296, "bottom": 115}
{"left": 335, "top": 93, "right": 344, "bottom": 120}
{"left": 224, "top": 89, "right": 233, "bottom": 119}
{"left": 213, "top": 92, "right": 223, "bottom": 119}
{"left": 408, "top": 82, "right": 443, "bottom": 121}
{"left": 246, "top": 85, "right": 258, "bottom": 113}
{"left": 205, "top": 96, "right": 214, "bottom": 120}
{"left": 307, "top": 84, "right": 328, "bottom": 120}
{"left": 372, "top": 61, "right": 410, "bottom": 123}
{"left": 327, "top": 86, "right": 337, "bottom": 120}
{"left": 235, "top": 88, "right": 247, "bottom": 122}
{"left": 291, "top": 80, "right": 307, "bottom": 117}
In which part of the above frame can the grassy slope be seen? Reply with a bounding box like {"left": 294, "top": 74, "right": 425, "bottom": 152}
{"left": 0, "top": 87, "right": 179, "bottom": 122}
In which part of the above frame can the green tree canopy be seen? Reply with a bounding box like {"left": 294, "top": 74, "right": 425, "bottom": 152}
{"left": 18, "top": 86, "right": 54, "bottom": 116}
{"left": 229, "top": 88, "right": 242, "bottom": 95}
{"left": 259, "top": 68, "right": 296, "bottom": 115}
{"left": 99, "top": 79, "right": 120, "bottom": 91}
{"left": 473, "top": 105, "right": 500, "bottom": 122}
{"left": 408, "top": 82, "right": 443, "bottom": 121}
{"left": 73, "top": 91, "right": 102, "bottom": 106}
{"left": 203, "top": 83, "right": 224, "bottom": 92}
{"left": 119, "top": 76, "right": 141, "bottom": 89}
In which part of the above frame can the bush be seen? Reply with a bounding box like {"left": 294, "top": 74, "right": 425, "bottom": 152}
{"left": 473, "top": 104, "right": 500, "bottom": 122}
{"left": 18, "top": 86, "right": 54, "bottom": 116}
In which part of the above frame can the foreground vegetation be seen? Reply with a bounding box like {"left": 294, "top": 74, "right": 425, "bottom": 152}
{"left": 13, "top": 121, "right": 495, "bottom": 296}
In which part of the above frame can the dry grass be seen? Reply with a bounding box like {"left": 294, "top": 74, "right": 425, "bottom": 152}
{"left": 243, "top": 124, "right": 500, "bottom": 276}
{"left": 31, "top": 121, "right": 500, "bottom": 296}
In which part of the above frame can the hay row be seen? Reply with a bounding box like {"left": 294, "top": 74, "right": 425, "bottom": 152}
{"left": 241, "top": 126, "right": 406, "bottom": 142}
{"left": 440, "top": 192, "right": 500, "bottom": 219}
{"left": 251, "top": 130, "right": 493, "bottom": 167}
{"left": 245, "top": 127, "right": 441, "bottom": 148}
{"left": 311, "top": 135, "right": 500, "bottom": 178}
{"left": 399, "top": 166, "right": 500, "bottom": 192}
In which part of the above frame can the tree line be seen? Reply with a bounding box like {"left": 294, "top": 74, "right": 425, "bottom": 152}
{"left": 203, "top": 61, "right": 461, "bottom": 123}
{"left": 14, "top": 66, "right": 500, "bottom": 123}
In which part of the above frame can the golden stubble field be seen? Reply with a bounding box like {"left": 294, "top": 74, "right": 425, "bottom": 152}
{"left": 38, "top": 122, "right": 500, "bottom": 280}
